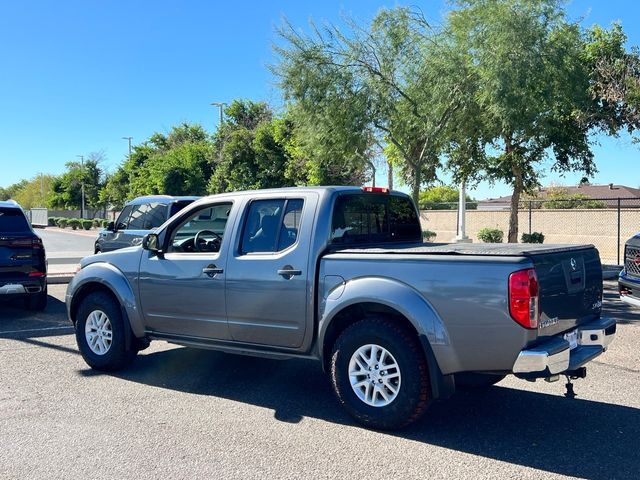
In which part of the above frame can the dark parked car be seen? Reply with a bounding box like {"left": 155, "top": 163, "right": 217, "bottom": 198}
{"left": 0, "top": 200, "right": 47, "bottom": 310}
{"left": 619, "top": 233, "right": 640, "bottom": 308}
{"left": 95, "top": 195, "right": 198, "bottom": 253}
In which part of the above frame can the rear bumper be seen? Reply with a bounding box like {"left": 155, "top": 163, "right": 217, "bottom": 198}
{"left": 512, "top": 318, "right": 616, "bottom": 377}
{"left": 0, "top": 278, "right": 46, "bottom": 295}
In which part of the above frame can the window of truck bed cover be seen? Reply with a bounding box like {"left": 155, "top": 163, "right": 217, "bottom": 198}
{"left": 330, "top": 193, "right": 421, "bottom": 245}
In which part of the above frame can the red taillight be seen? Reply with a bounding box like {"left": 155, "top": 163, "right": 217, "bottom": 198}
{"left": 29, "top": 272, "right": 45, "bottom": 277}
{"left": 9, "top": 238, "right": 43, "bottom": 249}
{"left": 509, "top": 268, "right": 539, "bottom": 329}
{"left": 362, "top": 186, "right": 389, "bottom": 193}
{"left": 32, "top": 238, "right": 43, "bottom": 249}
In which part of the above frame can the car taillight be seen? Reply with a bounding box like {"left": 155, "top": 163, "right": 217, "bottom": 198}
{"left": 32, "top": 237, "right": 43, "bottom": 249}
{"left": 29, "top": 271, "right": 45, "bottom": 277}
{"left": 362, "top": 186, "right": 389, "bottom": 193}
{"left": 509, "top": 268, "right": 539, "bottom": 329}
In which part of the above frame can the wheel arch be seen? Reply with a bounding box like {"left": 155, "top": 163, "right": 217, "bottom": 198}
{"left": 318, "top": 277, "right": 455, "bottom": 400}
{"left": 68, "top": 263, "right": 145, "bottom": 339}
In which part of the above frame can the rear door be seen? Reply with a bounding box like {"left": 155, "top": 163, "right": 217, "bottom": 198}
{"left": 532, "top": 246, "right": 603, "bottom": 340}
{"left": 225, "top": 193, "right": 317, "bottom": 348}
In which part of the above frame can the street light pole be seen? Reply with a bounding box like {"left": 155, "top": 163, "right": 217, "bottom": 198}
{"left": 210, "top": 102, "right": 226, "bottom": 130}
{"left": 122, "top": 136, "right": 133, "bottom": 157}
{"left": 77, "top": 155, "right": 85, "bottom": 219}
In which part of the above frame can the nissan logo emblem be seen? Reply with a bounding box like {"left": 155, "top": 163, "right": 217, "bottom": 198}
{"left": 634, "top": 255, "right": 640, "bottom": 267}
{"left": 570, "top": 258, "right": 577, "bottom": 271}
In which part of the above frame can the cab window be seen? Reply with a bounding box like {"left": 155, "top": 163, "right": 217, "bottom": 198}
{"left": 168, "top": 203, "right": 232, "bottom": 253}
{"left": 241, "top": 199, "right": 304, "bottom": 254}
{"left": 115, "top": 205, "right": 133, "bottom": 230}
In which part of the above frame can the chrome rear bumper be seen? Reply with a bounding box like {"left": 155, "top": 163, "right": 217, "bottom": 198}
{"left": 513, "top": 318, "right": 616, "bottom": 376}
{"left": 0, "top": 284, "right": 27, "bottom": 295}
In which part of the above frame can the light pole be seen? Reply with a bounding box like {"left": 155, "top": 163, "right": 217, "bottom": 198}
{"left": 210, "top": 102, "right": 226, "bottom": 130}
{"left": 122, "top": 136, "right": 133, "bottom": 157}
{"left": 77, "top": 155, "right": 85, "bottom": 219}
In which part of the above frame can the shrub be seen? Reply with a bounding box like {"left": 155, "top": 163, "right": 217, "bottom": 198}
{"left": 478, "top": 227, "right": 503, "bottom": 243}
{"left": 102, "top": 219, "right": 110, "bottom": 228}
{"left": 56, "top": 218, "right": 68, "bottom": 228}
{"left": 521, "top": 232, "right": 545, "bottom": 243}
{"left": 81, "top": 219, "right": 93, "bottom": 230}
{"left": 92, "top": 218, "right": 103, "bottom": 228}
{"left": 422, "top": 230, "right": 437, "bottom": 242}
{"left": 68, "top": 219, "right": 81, "bottom": 230}
{"left": 47, "top": 217, "right": 57, "bottom": 226}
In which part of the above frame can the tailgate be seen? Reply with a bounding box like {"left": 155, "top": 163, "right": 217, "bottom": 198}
{"left": 0, "top": 235, "right": 34, "bottom": 280}
{"left": 530, "top": 246, "right": 602, "bottom": 340}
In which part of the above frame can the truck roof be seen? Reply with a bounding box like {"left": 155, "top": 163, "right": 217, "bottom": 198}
{"left": 195, "top": 186, "right": 411, "bottom": 202}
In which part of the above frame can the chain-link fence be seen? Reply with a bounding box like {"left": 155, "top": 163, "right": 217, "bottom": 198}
{"left": 420, "top": 197, "right": 640, "bottom": 265}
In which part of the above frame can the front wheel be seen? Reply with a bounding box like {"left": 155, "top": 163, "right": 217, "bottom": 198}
{"left": 330, "top": 317, "right": 430, "bottom": 430}
{"left": 75, "top": 292, "right": 137, "bottom": 371}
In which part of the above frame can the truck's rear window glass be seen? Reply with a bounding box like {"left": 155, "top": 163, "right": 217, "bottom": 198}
{"left": 331, "top": 194, "right": 420, "bottom": 244}
{"left": 0, "top": 208, "right": 30, "bottom": 232}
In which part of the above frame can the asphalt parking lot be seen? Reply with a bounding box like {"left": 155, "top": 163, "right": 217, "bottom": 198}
{"left": 0, "top": 282, "right": 638, "bottom": 479}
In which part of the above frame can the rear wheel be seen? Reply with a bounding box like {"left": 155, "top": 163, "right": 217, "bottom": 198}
{"left": 24, "top": 286, "right": 47, "bottom": 311}
{"left": 455, "top": 372, "right": 506, "bottom": 389}
{"left": 75, "top": 292, "right": 137, "bottom": 371}
{"left": 330, "top": 317, "right": 430, "bottom": 430}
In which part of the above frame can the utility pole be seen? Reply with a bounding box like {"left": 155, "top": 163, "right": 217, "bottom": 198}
{"left": 455, "top": 179, "right": 471, "bottom": 243}
{"left": 76, "top": 155, "right": 85, "bottom": 219}
{"left": 210, "top": 102, "right": 226, "bottom": 130}
{"left": 122, "top": 136, "right": 133, "bottom": 157}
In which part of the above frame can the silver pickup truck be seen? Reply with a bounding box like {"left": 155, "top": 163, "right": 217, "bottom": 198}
{"left": 66, "top": 186, "right": 616, "bottom": 429}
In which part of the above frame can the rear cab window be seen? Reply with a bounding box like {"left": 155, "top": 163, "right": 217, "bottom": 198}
{"left": 330, "top": 193, "right": 421, "bottom": 245}
{"left": 0, "top": 208, "right": 30, "bottom": 233}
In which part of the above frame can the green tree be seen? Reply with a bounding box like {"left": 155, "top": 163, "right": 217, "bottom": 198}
{"left": 102, "top": 123, "right": 215, "bottom": 207}
{"left": 208, "top": 100, "right": 294, "bottom": 193}
{"left": 0, "top": 180, "right": 28, "bottom": 202}
{"left": 48, "top": 152, "right": 106, "bottom": 210}
{"left": 12, "top": 174, "right": 56, "bottom": 209}
{"left": 275, "top": 8, "right": 468, "bottom": 199}
{"left": 418, "top": 185, "right": 477, "bottom": 210}
{"left": 449, "top": 0, "right": 640, "bottom": 242}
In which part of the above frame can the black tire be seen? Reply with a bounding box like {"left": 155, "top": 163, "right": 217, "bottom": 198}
{"left": 455, "top": 372, "right": 506, "bottom": 389}
{"left": 75, "top": 291, "right": 137, "bottom": 371}
{"left": 25, "top": 286, "right": 47, "bottom": 311}
{"left": 330, "top": 317, "right": 430, "bottom": 430}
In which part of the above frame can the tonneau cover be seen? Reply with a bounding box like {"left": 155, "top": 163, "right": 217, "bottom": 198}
{"left": 333, "top": 242, "right": 596, "bottom": 257}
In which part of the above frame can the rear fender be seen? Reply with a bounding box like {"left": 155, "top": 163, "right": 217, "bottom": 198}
{"left": 319, "top": 276, "right": 454, "bottom": 371}
{"left": 67, "top": 262, "right": 144, "bottom": 337}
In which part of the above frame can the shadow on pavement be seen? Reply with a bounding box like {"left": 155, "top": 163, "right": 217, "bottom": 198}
{"left": 603, "top": 284, "right": 638, "bottom": 325}
{"left": 79, "top": 346, "right": 639, "bottom": 479}
{"left": 0, "top": 294, "right": 73, "bottom": 339}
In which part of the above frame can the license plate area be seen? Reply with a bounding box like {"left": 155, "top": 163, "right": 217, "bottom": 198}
{"left": 564, "top": 330, "right": 579, "bottom": 350}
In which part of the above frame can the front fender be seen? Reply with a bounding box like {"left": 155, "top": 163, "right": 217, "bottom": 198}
{"left": 319, "top": 276, "right": 457, "bottom": 372}
{"left": 66, "top": 262, "right": 144, "bottom": 337}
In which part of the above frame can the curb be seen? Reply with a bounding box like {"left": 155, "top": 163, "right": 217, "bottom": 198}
{"left": 48, "top": 274, "right": 73, "bottom": 285}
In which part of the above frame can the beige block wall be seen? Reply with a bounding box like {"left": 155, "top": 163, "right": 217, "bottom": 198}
{"left": 420, "top": 209, "right": 640, "bottom": 264}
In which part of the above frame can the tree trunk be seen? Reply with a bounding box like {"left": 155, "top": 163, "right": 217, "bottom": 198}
{"left": 387, "top": 158, "right": 394, "bottom": 190}
{"left": 411, "top": 166, "right": 421, "bottom": 206}
{"left": 508, "top": 164, "right": 523, "bottom": 243}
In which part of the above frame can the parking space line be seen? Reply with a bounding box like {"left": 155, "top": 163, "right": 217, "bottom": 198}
{"left": 0, "top": 326, "right": 73, "bottom": 335}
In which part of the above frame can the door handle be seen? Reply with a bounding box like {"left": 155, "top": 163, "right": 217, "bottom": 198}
{"left": 203, "top": 264, "right": 224, "bottom": 277}
{"left": 277, "top": 265, "right": 302, "bottom": 279}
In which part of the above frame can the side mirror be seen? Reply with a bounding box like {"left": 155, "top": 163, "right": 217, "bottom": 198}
{"left": 106, "top": 221, "right": 115, "bottom": 232}
{"left": 142, "top": 233, "right": 163, "bottom": 256}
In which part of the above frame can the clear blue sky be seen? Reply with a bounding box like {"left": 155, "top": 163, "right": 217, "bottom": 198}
{"left": 1, "top": 0, "right": 639, "bottom": 199}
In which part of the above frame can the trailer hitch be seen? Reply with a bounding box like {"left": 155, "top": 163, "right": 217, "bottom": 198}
{"left": 563, "top": 367, "right": 587, "bottom": 399}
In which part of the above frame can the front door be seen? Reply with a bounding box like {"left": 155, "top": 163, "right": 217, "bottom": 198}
{"left": 225, "top": 194, "right": 317, "bottom": 349}
{"left": 138, "top": 201, "right": 235, "bottom": 340}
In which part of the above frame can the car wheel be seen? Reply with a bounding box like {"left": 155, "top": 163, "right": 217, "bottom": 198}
{"left": 75, "top": 291, "right": 137, "bottom": 371}
{"left": 24, "top": 286, "right": 47, "bottom": 311}
{"left": 455, "top": 373, "right": 506, "bottom": 389}
{"left": 330, "top": 317, "right": 430, "bottom": 430}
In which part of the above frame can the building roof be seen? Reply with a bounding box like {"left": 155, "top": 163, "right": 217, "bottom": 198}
{"left": 480, "top": 184, "right": 640, "bottom": 205}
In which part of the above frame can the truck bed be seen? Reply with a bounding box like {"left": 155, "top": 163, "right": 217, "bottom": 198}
{"left": 332, "top": 242, "right": 596, "bottom": 257}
